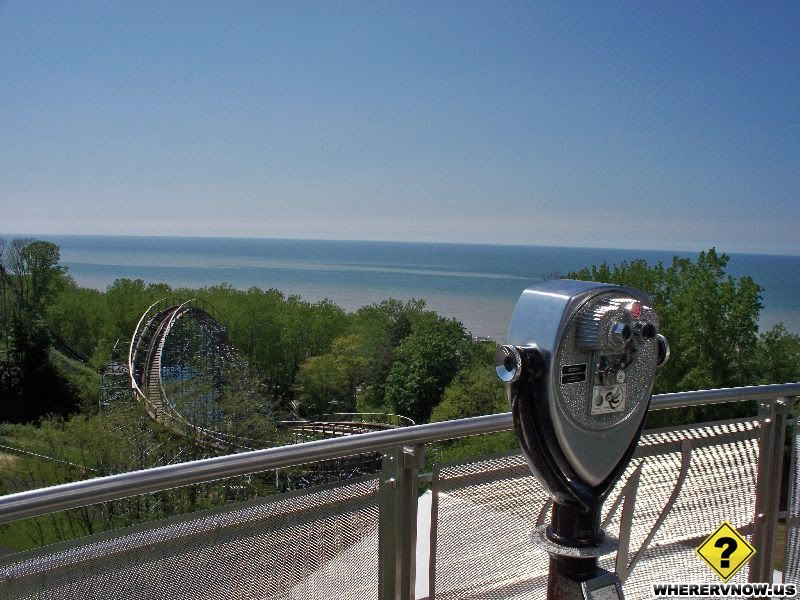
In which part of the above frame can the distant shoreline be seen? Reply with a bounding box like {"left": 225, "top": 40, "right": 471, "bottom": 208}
{"left": 2, "top": 232, "right": 798, "bottom": 259}
{"left": 9, "top": 234, "right": 793, "bottom": 341}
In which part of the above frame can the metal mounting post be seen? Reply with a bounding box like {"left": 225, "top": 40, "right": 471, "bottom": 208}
{"left": 784, "top": 408, "right": 799, "bottom": 579}
{"left": 379, "top": 445, "right": 425, "bottom": 600}
{"left": 750, "top": 397, "right": 792, "bottom": 583}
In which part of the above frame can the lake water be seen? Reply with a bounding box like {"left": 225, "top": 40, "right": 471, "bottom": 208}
{"left": 25, "top": 235, "right": 800, "bottom": 341}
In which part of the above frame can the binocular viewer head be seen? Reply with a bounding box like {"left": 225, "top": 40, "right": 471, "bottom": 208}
{"left": 496, "top": 280, "right": 669, "bottom": 509}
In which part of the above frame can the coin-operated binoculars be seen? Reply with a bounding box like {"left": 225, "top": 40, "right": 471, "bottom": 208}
{"left": 495, "top": 280, "right": 670, "bottom": 600}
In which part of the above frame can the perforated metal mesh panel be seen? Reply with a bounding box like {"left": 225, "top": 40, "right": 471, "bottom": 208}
{"left": 430, "top": 420, "right": 760, "bottom": 599}
{"left": 429, "top": 453, "right": 551, "bottom": 599}
{"left": 785, "top": 416, "right": 800, "bottom": 586}
{"left": 604, "top": 423, "right": 759, "bottom": 598}
{"left": 0, "top": 477, "right": 380, "bottom": 600}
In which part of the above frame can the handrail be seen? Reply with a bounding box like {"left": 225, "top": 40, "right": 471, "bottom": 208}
{"left": 316, "top": 413, "right": 417, "bottom": 427}
{"left": 0, "top": 383, "right": 797, "bottom": 525}
{"left": 0, "top": 413, "right": 509, "bottom": 524}
{"left": 649, "top": 382, "right": 800, "bottom": 410}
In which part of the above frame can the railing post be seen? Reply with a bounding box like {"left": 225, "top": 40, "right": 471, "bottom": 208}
{"left": 750, "top": 397, "right": 791, "bottom": 583}
{"left": 379, "top": 444, "right": 424, "bottom": 600}
{"left": 784, "top": 406, "right": 799, "bottom": 581}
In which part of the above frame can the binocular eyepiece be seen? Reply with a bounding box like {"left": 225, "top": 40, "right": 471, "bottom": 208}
{"left": 495, "top": 344, "right": 523, "bottom": 383}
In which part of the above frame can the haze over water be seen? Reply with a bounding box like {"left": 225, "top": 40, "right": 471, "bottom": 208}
{"left": 35, "top": 235, "right": 800, "bottom": 342}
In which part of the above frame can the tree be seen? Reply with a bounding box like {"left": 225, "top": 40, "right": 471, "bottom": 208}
{"left": 2, "top": 239, "right": 69, "bottom": 311}
{"left": 567, "top": 249, "right": 763, "bottom": 393}
{"left": 47, "top": 285, "right": 113, "bottom": 366}
{"left": 352, "top": 299, "right": 425, "bottom": 411}
{"left": 384, "top": 316, "right": 470, "bottom": 423}
{"left": 426, "top": 342, "right": 520, "bottom": 461}
{"left": 218, "top": 385, "right": 277, "bottom": 446}
{"left": 0, "top": 315, "right": 80, "bottom": 422}
{"left": 0, "top": 240, "right": 88, "bottom": 422}
{"left": 430, "top": 362, "right": 507, "bottom": 423}
{"left": 105, "top": 279, "right": 172, "bottom": 342}
{"left": 294, "top": 334, "right": 368, "bottom": 416}
{"left": 217, "top": 287, "right": 286, "bottom": 399}
{"left": 566, "top": 248, "right": 800, "bottom": 427}
{"left": 754, "top": 324, "right": 800, "bottom": 384}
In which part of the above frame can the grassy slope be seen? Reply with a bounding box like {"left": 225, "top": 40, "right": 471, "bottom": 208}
{"left": 0, "top": 351, "right": 101, "bottom": 553}
{"left": 50, "top": 349, "right": 101, "bottom": 412}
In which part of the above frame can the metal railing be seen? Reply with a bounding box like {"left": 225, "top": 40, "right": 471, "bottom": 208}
{"left": 0, "top": 382, "right": 798, "bottom": 599}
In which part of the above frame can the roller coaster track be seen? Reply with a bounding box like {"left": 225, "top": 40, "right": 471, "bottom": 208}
{"left": 129, "top": 298, "right": 249, "bottom": 451}
{"left": 128, "top": 299, "right": 413, "bottom": 452}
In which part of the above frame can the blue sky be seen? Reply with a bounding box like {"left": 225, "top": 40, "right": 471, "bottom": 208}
{"left": 1, "top": 2, "right": 798, "bottom": 254}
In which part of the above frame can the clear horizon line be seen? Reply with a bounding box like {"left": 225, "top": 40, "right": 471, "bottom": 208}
{"left": 1, "top": 231, "right": 798, "bottom": 258}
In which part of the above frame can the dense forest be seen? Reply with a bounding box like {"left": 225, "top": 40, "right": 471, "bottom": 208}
{"left": 0, "top": 238, "right": 799, "bottom": 550}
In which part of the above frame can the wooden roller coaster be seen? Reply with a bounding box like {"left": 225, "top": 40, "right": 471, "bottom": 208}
{"left": 127, "top": 299, "right": 413, "bottom": 453}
